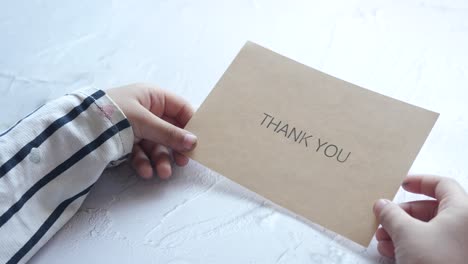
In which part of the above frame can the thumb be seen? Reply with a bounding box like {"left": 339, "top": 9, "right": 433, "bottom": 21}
{"left": 374, "top": 199, "right": 413, "bottom": 239}
{"left": 136, "top": 108, "right": 197, "bottom": 152}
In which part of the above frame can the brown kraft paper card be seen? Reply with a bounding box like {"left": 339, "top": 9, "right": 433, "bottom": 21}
{"left": 184, "top": 41, "right": 439, "bottom": 246}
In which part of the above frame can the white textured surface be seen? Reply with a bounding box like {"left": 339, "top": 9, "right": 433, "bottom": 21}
{"left": 1, "top": 0, "right": 467, "bottom": 263}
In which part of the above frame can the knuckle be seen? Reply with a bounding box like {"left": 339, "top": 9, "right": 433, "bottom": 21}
{"left": 380, "top": 204, "right": 405, "bottom": 231}
{"left": 134, "top": 82, "right": 160, "bottom": 92}
{"left": 133, "top": 82, "right": 151, "bottom": 88}
{"left": 442, "top": 177, "right": 457, "bottom": 187}
{"left": 167, "top": 126, "right": 181, "bottom": 143}
{"left": 153, "top": 145, "right": 170, "bottom": 159}
{"left": 379, "top": 204, "right": 393, "bottom": 221}
{"left": 440, "top": 177, "right": 462, "bottom": 193}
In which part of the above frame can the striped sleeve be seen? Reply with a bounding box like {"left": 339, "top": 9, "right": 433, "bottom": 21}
{"left": 0, "top": 88, "right": 134, "bottom": 264}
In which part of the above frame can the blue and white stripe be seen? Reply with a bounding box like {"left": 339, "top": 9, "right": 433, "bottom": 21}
{"left": 0, "top": 88, "right": 133, "bottom": 264}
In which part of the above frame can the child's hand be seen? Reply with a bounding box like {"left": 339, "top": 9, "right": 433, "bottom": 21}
{"left": 107, "top": 84, "right": 197, "bottom": 179}
{"left": 373, "top": 175, "right": 468, "bottom": 264}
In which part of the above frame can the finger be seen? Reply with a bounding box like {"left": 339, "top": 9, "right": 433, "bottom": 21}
{"left": 374, "top": 199, "right": 414, "bottom": 239}
{"left": 156, "top": 120, "right": 191, "bottom": 167}
{"left": 131, "top": 144, "right": 153, "bottom": 179}
{"left": 149, "top": 89, "right": 194, "bottom": 127}
{"left": 139, "top": 139, "right": 155, "bottom": 155}
{"left": 173, "top": 151, "right": 189, "bottom": 166}
{"left": 163, "top": 91, "right": 194, "bottom": 127}
{"left": 376, "top": 227, "right": 391, "bottom": 241}
{"left": 377, "top": 240, "right": 395, "bottom": 258}
{"left": 162, "top": 116, "right": 183, "bottom": 128}
{"left": 402, "top": 175, "right": 466, "bottom": 201}
{"left": 161, "top": 118, "right": 194, "bottom": 166}
{"left": 399, "top": 200, "right": 439, "bottom": 222}
{"left": 137, "top": 107, "right": 197, "bottom": 152}
{"left": 151, "top": 144, "right": 172, "bottom": 179}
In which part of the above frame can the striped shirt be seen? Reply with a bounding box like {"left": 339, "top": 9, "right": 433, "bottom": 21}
{"left": 0, "top": 88, "right": 134, "bottom": 263}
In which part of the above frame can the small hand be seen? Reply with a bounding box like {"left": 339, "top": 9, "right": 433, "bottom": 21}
{"left": 374, "top": 175, "right": 468, "bottom": 264}
{"left": 107, "top": 83, "right": 197, "bottom": 179}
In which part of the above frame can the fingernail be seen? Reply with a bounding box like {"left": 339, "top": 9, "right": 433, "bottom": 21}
{"left": 374, "top": 199, "right": 391, "bottom": 212}
{"left": 402, "top": 180, "right": 410, "bottom": 188}
{"left": 183, "top": 133, "right": 197, "bottom": 151}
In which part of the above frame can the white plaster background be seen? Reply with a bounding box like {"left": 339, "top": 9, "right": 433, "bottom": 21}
{"left": 0, "top": 0, "right": 467, "bottom": 263}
